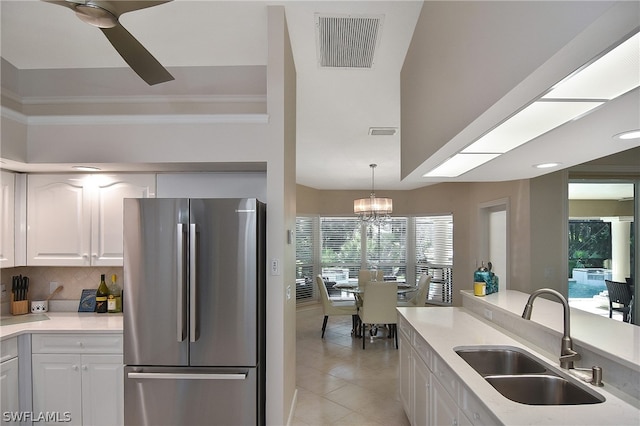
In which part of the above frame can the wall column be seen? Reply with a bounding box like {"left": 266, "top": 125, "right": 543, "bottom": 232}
{"left": 610, "top": 219, "right": 631, "bottom": 282}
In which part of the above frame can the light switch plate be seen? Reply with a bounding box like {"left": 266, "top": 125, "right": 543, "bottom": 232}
{"left": 50, "top": 282, "right": 60, "bottom": 294}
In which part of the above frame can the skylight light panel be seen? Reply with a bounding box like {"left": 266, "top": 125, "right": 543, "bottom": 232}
{"left": 462, "top": 101, "right": 603, "bottom": 154}
{"left": 423, "top": 153, "right": 500, "bottom": 177}
{"left": 542, "top": 32, "right": 639, "bottom": 100}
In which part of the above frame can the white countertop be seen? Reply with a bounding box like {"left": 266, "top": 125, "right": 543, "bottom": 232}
{"left": 398, "top": 306, "right": 640, "bottom": 426}
{"left": 463, "top": 290, "right": 640, "bottom": 371}
{"left": 1, "top": 312, "right": 123, "bottom": 340}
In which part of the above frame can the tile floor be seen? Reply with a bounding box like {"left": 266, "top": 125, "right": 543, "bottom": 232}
{"left": 292, "top": 304, "right": 410, "bottom": 426}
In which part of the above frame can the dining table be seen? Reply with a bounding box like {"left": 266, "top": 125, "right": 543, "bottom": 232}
{"left": 333, "top": 281, "right": 415, "bottom": 294}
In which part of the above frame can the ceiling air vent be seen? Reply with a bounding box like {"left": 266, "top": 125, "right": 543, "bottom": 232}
{"left": 316, "top": 14, "right": 384, "bottom": 68}
{"left": 369, "top": 127, "right": 397, "bottom": 136}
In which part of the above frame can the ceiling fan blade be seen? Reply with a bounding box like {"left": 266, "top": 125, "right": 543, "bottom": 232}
{"left": 107, "top": 1, "right": 173, "bottom": 17}
{"left": 101, "top": 24, "right": 174, "bottom": 85}
{"left": 43, "top": 1, "right": 173, "bottom": 17}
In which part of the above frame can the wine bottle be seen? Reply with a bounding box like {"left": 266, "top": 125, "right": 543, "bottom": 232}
{"left": 95, "top": 274, "right": 109, "bottom": 313}
{"left": 107, "top": 274, "right": 122, "bottom": 313}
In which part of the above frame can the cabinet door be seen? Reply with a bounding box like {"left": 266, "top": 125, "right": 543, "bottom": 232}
{"left": 91, "top": 175, "right": 155, "bottom": 266}
{"left": 27, "top": 175, "right": 91, "bottom": 266}
{"left": 0, "top": 357, "right": 19, "bottom": 425}
{"left": 32, "top": 354, "right": 83, "bottom": 426}
{"left": 431, "top": 376, "right": 458, "bottom": 426}
{"left": 399, "top": 332, "right": 412, "bottom": 420}
{"left": 412, "top": 353, "right": 431, "bottom": 426}
{"left": 81, "top": 354, "right": 124, "bottom": 426}
{"left": 0, "top": 171, "right": 15, "bottom": 268}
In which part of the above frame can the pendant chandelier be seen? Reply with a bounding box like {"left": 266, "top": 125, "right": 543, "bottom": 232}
{"left": 354, "top": 164, "right": 393, "bottom": 222}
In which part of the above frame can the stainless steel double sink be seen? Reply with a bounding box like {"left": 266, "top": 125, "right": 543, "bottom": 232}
{"left": 455, "top": 346, "right": 605, "bottom": 405}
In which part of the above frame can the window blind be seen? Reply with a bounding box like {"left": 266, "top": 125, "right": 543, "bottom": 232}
{"left": 295, "top": 216, "right": 316, "bottom": 301}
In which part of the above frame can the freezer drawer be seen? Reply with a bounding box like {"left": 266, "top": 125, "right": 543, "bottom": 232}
{"left": 124, "top": 366, "right": 259, "bottom": 426}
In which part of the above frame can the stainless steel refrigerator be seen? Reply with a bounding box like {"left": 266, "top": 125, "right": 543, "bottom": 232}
{"left": 123, "top": 198, "right": 266, "bottom": 426}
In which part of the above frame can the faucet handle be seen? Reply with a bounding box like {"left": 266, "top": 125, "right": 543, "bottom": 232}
{"left": 559, "top": 349, "right": 581, "bottom": 368}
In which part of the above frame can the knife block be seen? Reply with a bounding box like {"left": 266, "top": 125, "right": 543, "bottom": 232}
{"left": 10, "top": 293, "right": 29, "bottom": 315}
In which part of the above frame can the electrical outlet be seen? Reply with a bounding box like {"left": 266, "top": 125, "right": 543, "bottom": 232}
{"left": 286, "top": 285, "right": 291, "bottom": 300}
{"left": 1, "top": 284, "right": 5, "bottom": 294}
{"left": 484, "top": 308, "right": 493, "bottom": 320}
{"left": 270, "top": 259, "right": 280, "bottom": 276}
{"left": 50, "top": 282, "right": 60, "bottom": 294}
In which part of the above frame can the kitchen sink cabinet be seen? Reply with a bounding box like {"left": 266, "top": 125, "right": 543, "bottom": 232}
{"left": 412, "top": 348, "right": 431, "bottom": 426}
{"left": 1, "top": 337, "right": 19, "bottom": 425}
{"left": 27, "top": 174, "right": 155, "bottom": 266}
{"left": 31, "top": 334, "right": 123, "bottom": 426}
{"left": 398, "top": 315, "right": 492, "bottom": 426}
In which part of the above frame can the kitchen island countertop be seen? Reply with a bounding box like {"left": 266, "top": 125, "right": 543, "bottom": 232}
{"left": 1, "top": 312, "right": 123, "bottom": 340}
{"left": 397, "top": 306, "right": 640, "bottom": 425}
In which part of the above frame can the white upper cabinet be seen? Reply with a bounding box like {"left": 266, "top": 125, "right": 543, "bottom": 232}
{"left": 0, "top": 171, "right": 15, "bottom": 268}
{"left": 27, "top": 174, "right": 155, "bottom": 266}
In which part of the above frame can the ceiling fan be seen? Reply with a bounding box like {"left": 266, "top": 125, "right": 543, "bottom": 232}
{"left": 44, "top": 0, "right": 174, "bottom": 85}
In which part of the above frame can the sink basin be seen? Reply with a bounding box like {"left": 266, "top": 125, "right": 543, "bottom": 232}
{"left": 456, "top": 347, "right": 547, "bottom": 375}
{"left": 485, "top": 375, "right": 605, "bottom": 405}
{"left": 454, "top": 346, "right": 605, "bottom": 405}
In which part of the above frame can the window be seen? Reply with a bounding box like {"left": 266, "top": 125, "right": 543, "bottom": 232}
{"left": 366, "top": 218, "right": 407, "bottom": 281}
{"left": 295, "top": 214, "right": 454, "bottom": 305}
{"left": 415, "top": 215, "right": 453, "bottom": 304}
{"left": 295, "top": 216, "right": 315, "bottom": 301}
{"left": 320, "top": 217, "right": 361, "bottom": 282}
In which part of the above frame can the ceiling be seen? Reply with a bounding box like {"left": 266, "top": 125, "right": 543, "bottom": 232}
{"left": 1, "top": 0, "right": 639, "bottom": 191}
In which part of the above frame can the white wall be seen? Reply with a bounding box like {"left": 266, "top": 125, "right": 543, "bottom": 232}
{"left": 156, "top": 172, "right": 267, "bottom": 200}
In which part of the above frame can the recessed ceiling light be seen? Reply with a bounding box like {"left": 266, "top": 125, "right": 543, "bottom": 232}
{"left": 534, "top": 162, "right": 562, "bottom": 169}
{"left": 72, "top": 166, "right": 101, "bottom": 172}
{"left": 613, "top": 129, "right": 640, "bottom": 140}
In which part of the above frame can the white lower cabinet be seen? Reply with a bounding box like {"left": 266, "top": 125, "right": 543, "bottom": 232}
{"left": 31, "top": 334, "right": 123, "bottom": 426}
{"left": 1, "top": 337, "right": 19, "bottom": 425}
{"left": 412, "top": 350, "right": 431, "bottom": 426}
{"left": 399, "top": 316, "right": 495, "bottom": 426}
{"left": 399, "top": 325, "right": 413, "bottom": 418}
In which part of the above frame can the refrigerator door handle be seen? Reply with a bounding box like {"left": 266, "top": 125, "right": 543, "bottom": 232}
{"left": 189, "top": 223, "right": 198, "bottom": 343}
{"left": 128, "top": 372, "right": 248, "bottom": 380}
{"left": 177, "top": 223, "right": 186, "bottom": 342}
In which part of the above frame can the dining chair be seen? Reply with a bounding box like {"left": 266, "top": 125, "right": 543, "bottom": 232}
{"left": 358, "top": 282, "right": 398, "bottom": 349}
{"left": 358, "top": 269, "right": 384, "bottom": 284}
{"left": 315, "top": 275, "right": 358, "bottom": 338}
{"left": 356, "top": 269, "right": 384, "bottom": 306}
{"left": 604, "top": 279, "right": 633, "bottom": 323}
{"left": 397, "top": 274, "right": 431, "bottom": 307}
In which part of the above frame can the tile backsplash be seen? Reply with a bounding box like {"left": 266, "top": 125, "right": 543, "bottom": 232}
{"left": 2, "top": 266, "right": 123, "bottom": 304}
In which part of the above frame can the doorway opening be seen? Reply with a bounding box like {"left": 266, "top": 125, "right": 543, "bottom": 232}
{"left": 567, "top": 181, "right": 635, "bottom": 321}
{"left": 478, "top": 198, "right": 509, "bottom": 290}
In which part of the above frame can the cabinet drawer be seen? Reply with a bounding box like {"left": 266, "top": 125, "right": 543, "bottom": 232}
{"left": 398, "top": 315, "right": 412, "bottom": 341}
{"left": 432, "top": 356, "right": 459, "bottom": 401}
{"left": 1, "top": 337, "right": 18, "bottom": 362}
{"left": 32, "top": 334, "right": 123, "bottom": 354}
{"left": 412, "top": 331, "right": 431, "bottom": 368}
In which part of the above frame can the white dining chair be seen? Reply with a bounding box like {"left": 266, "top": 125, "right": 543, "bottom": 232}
{"left": 356, "top": 269, "right": 384, "bottom": 308}
{"left": 358, "top": 282, "right": 398, "bottom": 349}
{"left": 316, "top": 275, "right": 358, "bottom": 338}
{"left": 358, "top": 269, "right": 384, "bottom": 284}
{"left": 397, "top": 274, "right": 431, "bottom": 307}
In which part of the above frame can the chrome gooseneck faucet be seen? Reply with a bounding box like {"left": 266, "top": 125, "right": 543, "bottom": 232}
{"left": 522, "top": 288, "right": 580, "bottom": 369}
